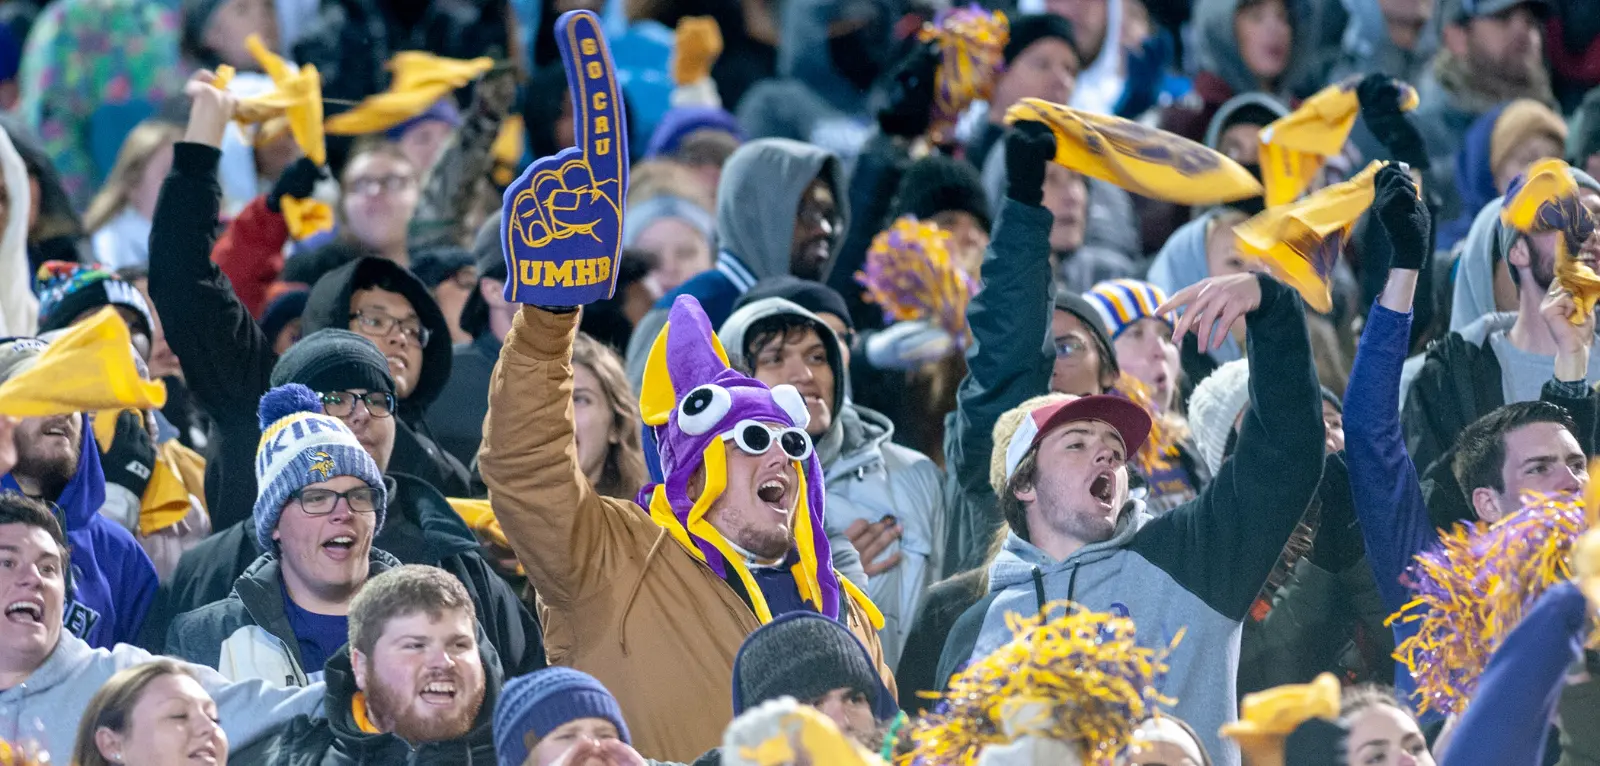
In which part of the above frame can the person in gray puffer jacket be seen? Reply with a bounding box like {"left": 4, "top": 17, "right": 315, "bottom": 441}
{"left": 720, "top": 295, "right": 945, "bottom": 669}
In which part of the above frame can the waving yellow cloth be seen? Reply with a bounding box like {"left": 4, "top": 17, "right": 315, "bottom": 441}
{"left": 1260, "top": 76, "right": 1418, "bottom": 208}
{"left": 279, "top": 196, "right": 335, "bottom": 241}
{"left": 1004, "top": 98, "right": 1262, "bottom": 205}
{"left": 447, "top": 497, "right": 523, "bottom": 576}
{"left": 214, "top": 35, "right": 326, "bottom": 166}
{"left": 324, "top": 52, "right": 495, "bottom": 136}
{"left": 1501, "top": 158, "right": 1600, "bottom": 323}
{"left": 1235, "top": 160, "right": 1383, "bottom": 313}
{"left": 90, "top": 409, "right": 204, "bottom": 536}
{"left": 673, "top": 17, "right": 723, "bottom": 86}
{"left": 1219, "top": 673, "right": 1340, "bottom": 766}
{"left": 0, "top": 308, "right": 166, "bottom": 418}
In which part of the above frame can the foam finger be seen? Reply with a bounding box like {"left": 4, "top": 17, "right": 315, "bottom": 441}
{"left": 556, "top": 10, "right": 628, "bottom": 198}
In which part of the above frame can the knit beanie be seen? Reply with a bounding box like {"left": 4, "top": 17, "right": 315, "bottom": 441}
{"left": 735, "top": 277, "right": 856, "bottom": 331}
{"left": 384, "top": 98, "right": 462, "bottom": 142}
{"left": 1490, "top": 99, "right": 1567, "bottom": 175}
{"left": 409, "top": 246, "right": 477, "bottom": 290}
{"left": 989, "top": 393, "right": 1073, "bottom": 495}
{"left": 621, "top": 194, "right": 715, "bottom": 249}
{"left": 253, "top": 384, "right": 387, "bottom": 552}
{"left": 35, "top": 262, "right": 153, "bottom": 335}
{"left": 269, "top": 329, "right": 394, "bottom": 396}
{"left": 1004, "top": 14, "right": 1077, "bottom": 66}
{"left": 0, "top": 338, "right": 47, "bottom": 383}
{"left": 1567, "top": 86, "right": 1600, "bottom": 168}
{"left": 1187, "top": 359, "right": 1251, "bottom": 474}
{"left": 730, "top": 611, "right": 898, "bottom": 721}
{"left": 494, "top": 667, "right": 630, "bottom": 766}
{"left": 1053, "top": 288, "right": 1119, "bottom": 379}
{"left": 259, "top": 290, "right": 309, "bottom": 347}
{"left": 892, "top": 155, "right": 993, "bottom": 232}
{"left": 1083, "top": 279, "right": 1172, "bottom": 339}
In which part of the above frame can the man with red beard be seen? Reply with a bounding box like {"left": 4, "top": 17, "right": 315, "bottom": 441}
{"left": 233, "top": 564, "right": 497, "bottom": 765}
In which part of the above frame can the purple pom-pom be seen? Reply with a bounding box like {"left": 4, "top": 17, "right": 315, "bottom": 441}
{"left": 258, "top": 383, "right": 324, "bottom": 430}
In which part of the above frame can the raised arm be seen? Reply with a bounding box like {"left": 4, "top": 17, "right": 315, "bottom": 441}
{"left": 407, "top": 67, "right": 517, "bottom": 251}
{"left": 1132, "top": 272, "right": 1326, "bottom": 621}
{"left": 941, "top": 123, "right": 1057, "bottom": 575}
{"left": 148, "top": 73, "right": 278, "bottom": 432}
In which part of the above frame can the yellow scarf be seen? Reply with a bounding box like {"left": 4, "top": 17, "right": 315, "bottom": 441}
{"left": 1501, "top": 157, "right": 1600, "bottom": 322}
{"left": 0, "top": 308, "right": 166, "bottom": 418}
{"left": 351, "top": 691, "right": 381, "bottom": 734}
{"left": 324, "top": 52, "right": 494, "bottom": 136}
{"left": 1003, "top": 98, "right": 1262, "bottom": 205}
{"left": 1235, "top": 161, "right": 1384, "bottom": 313}
{"left": 1259, "top": 77, "right": 1418, "bottom": 208}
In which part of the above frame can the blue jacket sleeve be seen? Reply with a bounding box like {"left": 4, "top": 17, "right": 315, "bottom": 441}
{"left": 1343, "top": 303, "right": 1439, "bottom": 616}
{"left": 1441, "top": 582, "right": 1589, "bottom": 766}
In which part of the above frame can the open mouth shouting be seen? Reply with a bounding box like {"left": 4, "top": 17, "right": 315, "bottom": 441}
{"left": 1089, "top": 471, "right": 1116, "bottom": 510}
{"left": 4, "top": 597, "right": 44, "bottom": 625}
{"left": 419, "top": 677, "right": 459, "bottom": 707}
{"left": 756, "top": 474, "right": 793, "bottom": 514}
{"left": 322, "top": 534, "right": 358, "bottom": 561}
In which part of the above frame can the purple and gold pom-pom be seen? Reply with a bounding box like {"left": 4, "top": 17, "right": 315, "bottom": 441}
{"left": 918, "top": 6, "right": 1009, "bottom": 144}
{"left": 906, "top": 601, "right": 1181, "bottom": 765}
{"left": 856, "top": 216, "right": 978, "bottom": 349}
{"left": 1389, "top": 491, "right": 1598, "bottom": 717}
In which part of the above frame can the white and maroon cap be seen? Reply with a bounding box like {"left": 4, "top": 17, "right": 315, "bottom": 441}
{"left": 1003, "top": 394, "right": 1153, "bottom": 482}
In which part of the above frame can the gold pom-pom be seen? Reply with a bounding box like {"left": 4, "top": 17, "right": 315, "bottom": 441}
{"left": 918, "top": 7, "right": 1009, "bottom": 144}
{"left": 856, "top": 216, "right": 978, "bottom": 350}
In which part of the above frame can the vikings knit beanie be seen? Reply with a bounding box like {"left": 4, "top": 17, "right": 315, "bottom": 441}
{"left": 1187, "top": 359, "right": 1252, "bottom": 474}
{"left": 253, "top": 384, "right": 386, "bottom": 552}
{"left": 494, "top": 667, "right": 631, "bottom": 766}
{"left": 1083, "top": 279, "right": 1173, "bottom": 339}
{"left": 731, "top": 612, "right": 898, "bottom": 721}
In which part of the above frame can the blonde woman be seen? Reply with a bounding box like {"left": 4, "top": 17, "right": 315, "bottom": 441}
{"left": 572, "top": 331, "right": 650, "bottom": 500}
{"left": 71, "top": 660, "right": 228, "bottom": 766}
{"left": 84, "top": 121, "right": 183, "bottom": 269}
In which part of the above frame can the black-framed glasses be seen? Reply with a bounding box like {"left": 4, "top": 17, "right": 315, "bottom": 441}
{"left": 291, "top": 486, "right": 382, "bottom": 515}
{"left": 350, "top": 310, "right": 431, "bottom": 347}
{"left": 721, "top": 419, "right": 814, "bottom": 462}
{"left": 320, "top": 390, "right": 396, "bottom": 419}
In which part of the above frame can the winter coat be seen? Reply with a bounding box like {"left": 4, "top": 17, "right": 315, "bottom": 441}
{"left": 895, "top": 567, "right": 986, "bottom": 714}
{"left": 1, "top": 632, "right": 323, "bottom": 759}
{"left": 480, "top": 307, "right": 894, "bottom": 762}
{"left": 425, "top": 331, "right": 500, "bottom": 469}
{"left": 940, "top": 275, "right": 1326, "bottom": 766}
{"left": 0, "top": 415, "right": 158, "bottom": 649}
{"left": 232, "top": 642, "right": 499, "bottom": 766}
{"left": 148, "top": 473, "right": 543, "bottom": 676}
{"left": 212, "top": 194, "right": 291, "bottom": 319}
{"left": 720, "top": 297, "right": 947, "bottom": 668}
{"left": 149, "top": 144, "right": 468, "bottom": 533}
{"left": 625, "top": 138, "right": 850, "bottom": 389}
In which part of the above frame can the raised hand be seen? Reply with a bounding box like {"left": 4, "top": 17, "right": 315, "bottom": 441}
{"left": 502, "top": 10, "right": 629, "bottom": 307}
{"left": 1372, "top": 162, "right": 1429, "bottom": 271}
{"left": 182, "top": 70, "right": 240, "bottom": 148}
{"left": 1157, "top": 272, "right": 1265, "bottom": 352}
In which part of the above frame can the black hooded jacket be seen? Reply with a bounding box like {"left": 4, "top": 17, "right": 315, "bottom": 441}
{"left": 149, "top": 144, "right": 467, "bottom": 533}
{"left": 301, "top": 258, "right": 470, "bottom": 497}
{"left": 231, "top": 639, "right": 501, "bottom": 766}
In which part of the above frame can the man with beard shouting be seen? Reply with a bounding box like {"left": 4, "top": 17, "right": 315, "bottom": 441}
{"left": 232, "top": 564, "right": 498, "bottom": 764}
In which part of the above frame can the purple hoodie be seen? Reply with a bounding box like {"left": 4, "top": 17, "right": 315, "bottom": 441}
{"left": 1438, "top": 103, "right": 1509, "bottom": 251}
{"left": 1, "top": 415, "right": 158, "bottom": 648}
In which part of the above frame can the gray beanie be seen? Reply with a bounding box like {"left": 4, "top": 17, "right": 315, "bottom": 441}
{"left": 270, "top": 329, "right": 394, "bottom": 395}
{"left": 730, "top": 612, "right": 898, "bottom": 721}
{"left": 1187, "top": 358, "right": 1252, "bottom": 474}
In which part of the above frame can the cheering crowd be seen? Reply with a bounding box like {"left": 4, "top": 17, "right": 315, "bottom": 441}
{"left": 0, "top": 0, "right": 1599, "bottom": 762}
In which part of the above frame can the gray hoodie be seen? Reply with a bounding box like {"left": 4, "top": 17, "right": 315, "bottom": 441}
{"left": 1, "top": 632, "right": 323, "bottom": 758}
{"left": 720, "top": 297, "right": 946, "bottom": 668}
{"left": 625, "top": 139, "right": 850, "bottom": 388}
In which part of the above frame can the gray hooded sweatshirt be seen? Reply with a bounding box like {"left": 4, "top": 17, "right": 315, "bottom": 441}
{"left": 625, "top": 139, "right": 850, "bottom": 388}
{"left": 1, "top": 631, "right": 323, "bottom": 758}
{"left": 720, "top": 297, "right": 947, "bottom": 668}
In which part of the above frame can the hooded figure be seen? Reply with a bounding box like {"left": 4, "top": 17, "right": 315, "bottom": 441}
{"left": 625, "top": 139, "right": 850, "bottom": 388}
{"left": 480, "top": 295, "right": 891, "bottom": 761}
{"left": 299, "top": 257, "right": 469, "bottom": 497}
{"left": 1438, "top": 104, "right": 1510, "bottom": 252}
{"left": 0, "top": 338, "right": 159, "bottom": 649}
{"left": 1159, "top": 0, "right": 1297, "bottom": 145}
{"left": 721, "top": 297, "right": 946, "bottom": 668}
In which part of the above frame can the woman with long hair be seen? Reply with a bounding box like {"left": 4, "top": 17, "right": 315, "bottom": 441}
{"left": 572, "top": 331, "right": 650, "bottom": 500}
{"left": 83, "top": 121, "right": 182, "bottom": 269}
{"left": 71, "top": 660, "right": 227, "bottom": 766}
{"left": 1339, "top": 685, "right": 1434, "bottom": 766}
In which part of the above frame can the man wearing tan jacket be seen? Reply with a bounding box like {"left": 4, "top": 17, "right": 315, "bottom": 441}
{"left": 480, "top": 297, "right": 892, "bottom": 761}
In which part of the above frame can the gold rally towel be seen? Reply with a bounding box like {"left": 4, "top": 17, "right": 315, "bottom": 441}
{"left": 1259, "top": 76, "right": 1418, "bottom": 208}
{"left": 0, "top": 308, "right": 166, "bottom": 418}
{"left": 1501, "top": 157, "right": 1600, "bottom": 323}
{"left": 1235, "top": 161, "right": 1383, "bottom": 313}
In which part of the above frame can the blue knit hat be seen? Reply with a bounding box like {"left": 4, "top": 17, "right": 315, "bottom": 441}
{"left": 494, "top": 667, "right": 630, "bottom": 766}
{"left": 1083, "top": 279, "right": 1173, "bottom": 339}
{"left": 253, "top": 384, "right": 387, "bottom": 552}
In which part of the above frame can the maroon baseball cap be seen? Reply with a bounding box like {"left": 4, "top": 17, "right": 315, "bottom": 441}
{"left": 1003, "top": 394, "right": 1153, "bottom": 481}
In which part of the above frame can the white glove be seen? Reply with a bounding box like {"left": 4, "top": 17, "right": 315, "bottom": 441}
{"left": 865, "top": 320, "right": 956, "bottom": 370}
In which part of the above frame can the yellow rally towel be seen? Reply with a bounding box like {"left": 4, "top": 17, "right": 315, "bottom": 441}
{"left": 673, "top": 17, "right": 722, "bottom": 86}
{"left": 91, "top": 413, "right": 206, "bottom": 537}
{"left": 279, "top": 196, "right": 335, "bottom": 241}
{"left": 1501, "top": 157, "right": 1600, "bottom": 323}
{"left": 1004, "top": 98, "right": 1262, "bottom": 205}
{"left": 1260, "top": 76, "right": 1418, "bottom": 208}
{"left": 447, "top": 497, "right": 523, "bottom": 576}
{"left": 1220, "top": 673, "right": 1341, "bottom": 766}
{"left": 0, "top": 308, "right": 166, "bottom": 418}
{"left": 324, "top": 52, "right": 495, "bottom": 136}
{"left": 491, "top": 115, "right": 526, "bottom": 187}
{"left": 1235, "top": 160, "right": 1383, "bottom": 313}
{"left": 215, "top": 35, "right": 327, "bottom": 166}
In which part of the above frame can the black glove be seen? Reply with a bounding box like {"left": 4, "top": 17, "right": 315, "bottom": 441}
{"left": 1284, "top": 719, "right": 1349, "bottom": 766}
{"left": 100, "top": 410, "right": 156, "bottom": 500}
{"left": 876, "top": 42, "right": 942, "bottom": 139}
{"left": 1310, "top": 453, "right": 1364, "bottom": 573}
{"left": 1356, "top": 73, "right": 1428, "bottom": 170}
{"left": 1005, "top": 120, "right": 1057, "bottom": 207}
{"left": 266, "top": 157, "right": 327, "bottom": 213}
{"left": 1373, "top": 163, "right": 1431, "bottom": 271}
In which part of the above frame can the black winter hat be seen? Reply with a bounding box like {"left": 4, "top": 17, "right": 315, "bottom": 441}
{"left": 892, "top": 155, "right": 993, "bottom": 232}
{"left": 1004, "top": 14, "right": 1078, "bottom": 67}
{"left": 736, "top": 277, "right": 856, "bottom": 331}
{"left": 259, "top": 289, "right": 309, "bottom": 345}
{"left": 1054, "top": 288, "right": 1120, "bottom": 380}
{"left": 730, "top": 612, "right": 898, "bottom": 721}
{"left": 270, "top": 329, "right": 395, "bottom": 396}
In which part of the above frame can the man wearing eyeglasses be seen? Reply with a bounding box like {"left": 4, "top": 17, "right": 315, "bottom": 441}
{"left": 157, "top": 330, "right": 541, "bottom": 682}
